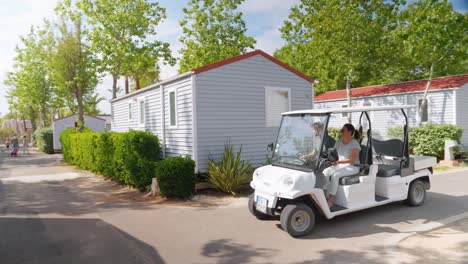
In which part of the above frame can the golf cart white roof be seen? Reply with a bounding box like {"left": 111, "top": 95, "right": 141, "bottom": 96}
{"left": 283, "top": 105, "right": 415, "bottom": 115}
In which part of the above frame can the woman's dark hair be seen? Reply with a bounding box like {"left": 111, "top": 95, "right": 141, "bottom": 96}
{"left": 342, "top": 123, "right": 360, "bottom": 140}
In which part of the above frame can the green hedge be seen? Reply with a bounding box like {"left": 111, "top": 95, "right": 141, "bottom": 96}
{"left": 61, "top": 129, "right": 162, "bottom": 190}
{"left": 328, "top": 127, "right": 341, "bottom": 141}
{"left": 387, "top": 124, "right": 463, "bottom": 158}
{"left": 155, "top": 156, "right": 196, "bottom": 198}
{"left": 34, "top": 128, "right": 54, "bottom": 154}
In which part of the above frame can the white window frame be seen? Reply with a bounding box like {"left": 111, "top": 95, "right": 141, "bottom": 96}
{"left": 417, "top": 97, "right": 431, "bottom": 124}
{"left": 128, "top": 101, "right": 133, "bottom": 121}
{"left": 168, "top": 89, "right": 178, "bottom": 128}
{"left": 265, "top": 86, "right": 292, "bottom": 127}
{"left": 137, "top": 97, "right": 146, "bottom": 127}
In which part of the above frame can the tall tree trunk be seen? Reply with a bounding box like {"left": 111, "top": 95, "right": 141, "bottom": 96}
{"left": 29, "top": 106, "right": 37, "bottom": 131}
{"left": 40, "top": 106, "right": 47, "bottom": 128}
{"left": 346, "top": 73, "right": 352, "bottom": 123}
{"left": 135, "top": 77, "right": 141, "bottom": 90}
{"left": 125, "top": 76, "right": 129, "bottom": 94}
{"left": 76, "top": 89, "right": 85, "bottom": 132}
{"left": 418, "top": 63, "right": 434, "bottom": 127}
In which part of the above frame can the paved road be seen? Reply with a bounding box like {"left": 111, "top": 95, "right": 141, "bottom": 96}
{"left": 1, "top": 151, "right": 467, "bottom": 264}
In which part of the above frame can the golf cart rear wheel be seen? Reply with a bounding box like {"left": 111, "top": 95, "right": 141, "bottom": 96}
{"left": 407, "top": 180, "right": 426, "bottom": 206}
{"left": 280, "top": 203, "right": 316, "bottom": 237}
{"left": 248, "top": 194, "right": 271, "bottom": 220}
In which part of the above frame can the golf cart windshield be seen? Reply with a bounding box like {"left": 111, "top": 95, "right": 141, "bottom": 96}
{"left": 272, "top": 114, "right": 329, "bottom": 171}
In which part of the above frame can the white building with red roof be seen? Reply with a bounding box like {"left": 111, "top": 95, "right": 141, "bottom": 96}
{"left": 111, "top": 50, "right": 315, "bottom": 171}
{"left": 315, "top": 74, "right": 468, "bottom": 147}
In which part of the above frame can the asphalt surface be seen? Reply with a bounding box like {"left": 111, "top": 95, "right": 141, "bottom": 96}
{"left": 1, "top": 151, "right": 467, "bottom": 264}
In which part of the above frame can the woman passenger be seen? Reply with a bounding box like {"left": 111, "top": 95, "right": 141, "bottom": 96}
{"left": 324, "top": 123, "right": 361, "bottom": 208}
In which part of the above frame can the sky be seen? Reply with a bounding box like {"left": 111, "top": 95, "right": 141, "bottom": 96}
{"left": 0, "top": 0, "right": 467, "bottom": 116}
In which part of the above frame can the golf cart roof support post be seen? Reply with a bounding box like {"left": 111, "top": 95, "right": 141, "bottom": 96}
{"left": 401, "top": 108, "right": 410, "bottom": 168}
{"left": 362, "top": 111, "right": 373, "bottom": 165}
{"left": 315, "top": 114, "right": 331, "bottom": 171}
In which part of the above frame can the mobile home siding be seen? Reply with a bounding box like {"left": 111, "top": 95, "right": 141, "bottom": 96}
{"left": 315, "top": 90, "right": 455, "bottom": 139}
{"left": 53, "top": 115, "right": 106, "bottom": 150}
{"left": 455, "top": 84, "right": 468, "bottom": 147}
{"left": 195, "top": 55, "right": 313, "bottom": 171}
{"left": 111, "top": 76, "right": 193, "bottom": 158}
{"left": 163, "top": 77, "right": 194, "bottom": 157}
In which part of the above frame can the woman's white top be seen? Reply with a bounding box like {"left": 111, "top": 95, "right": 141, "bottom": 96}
{"left": 335, "top": 139, "right": 361, "bottom": 165}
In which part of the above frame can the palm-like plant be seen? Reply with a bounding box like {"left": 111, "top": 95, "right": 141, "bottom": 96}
{"left": 207, "top": 143, "right": 252, "bottom": 196}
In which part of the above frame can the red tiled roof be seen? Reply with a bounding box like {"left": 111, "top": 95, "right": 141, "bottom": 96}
{"left": 315, "top": 74, "right": 468, "bottom": 102}
{"left": 192, "top": 50, "right": 315, "bottom": 83}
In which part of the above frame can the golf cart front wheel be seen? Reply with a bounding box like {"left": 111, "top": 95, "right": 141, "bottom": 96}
{"left": 248, "top": 194, "right": 272, "bottom": 220}
{"left": 280, "top": 203, "right": 316, "bottom": 237}
{"left": 407, "top": 180, "right": 426, "bottom": 206}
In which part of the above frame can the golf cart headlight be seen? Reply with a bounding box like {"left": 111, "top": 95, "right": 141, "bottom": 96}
{"left": 283, "top": 176, "right": 294, "bottom": 186}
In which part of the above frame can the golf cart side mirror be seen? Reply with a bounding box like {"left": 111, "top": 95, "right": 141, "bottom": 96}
{"left": 267, "top": 142, "right": 274, "bottom": 151}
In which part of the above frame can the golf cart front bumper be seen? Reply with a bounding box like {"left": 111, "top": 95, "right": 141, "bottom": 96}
{"left": 253, "top": 190, "right": 278, "bottom": 216}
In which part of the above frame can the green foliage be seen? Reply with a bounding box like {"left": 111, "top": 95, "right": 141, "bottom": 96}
{"left": 0, "top": 128, "right": 14, "bottom": 142}
{"left": 275, "top": 0, "right": 403, "bottom": 94}
{"left": 155, "top": 156, "right": 196, "bottom": 198}
{"left": 64, "top": 0, "right": 175, "bottom": 98}
{"left": 34, "top": 127, "right": 54, "bottom": 154}
{"left": 396, "top": 0, "right": 467, "bottom": 80}
{"left": 409, "top": 124, "right": 463, "bottom": 159}
{"left": 207, "top": 143, "right": 252, "bottom": 195}
{"left": 178, "top": 0, "right": 256, "bottom": 73}
{"left": 327, "top": 128, "right": 341, "bottom": 141}
{"left": 275, "top": 0, "right": 467, "bottom": 94}
{"left": 61, "top": 130, "right": 162, "bottom": 190}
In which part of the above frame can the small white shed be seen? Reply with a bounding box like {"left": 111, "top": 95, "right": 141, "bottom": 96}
{"left": 111, "top": 50, "right": 315, "bottom": 172}
{"left": 52, "top": 114, "right": 106, "bottom": 151}
{"left": 315, "top": 74, "right": 468, "bottom": 147}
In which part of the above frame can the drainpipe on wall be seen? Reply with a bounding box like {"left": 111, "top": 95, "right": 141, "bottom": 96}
{"left": 160, "top": 85, "right": 166, "bottom": 158}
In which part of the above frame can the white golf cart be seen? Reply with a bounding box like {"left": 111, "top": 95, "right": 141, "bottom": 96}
{"left": 249, "top": 105, "right": 436, "bottom": 237}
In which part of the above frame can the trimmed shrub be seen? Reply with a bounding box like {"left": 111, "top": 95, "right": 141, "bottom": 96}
{"left": 327, "top": 128, "right": 341, "bottom": 141}
{"left": 410, "top": 124, "right": 463, "bottom": 159}
{"left": 156, "top": 156, "right": 196, "bottom": 198}
{"left": 60, "top": 129, "right": 162, "bottom": 190}
{"left": 207, "top": 143, "right": 252, "bottom": 196}
{"left": 34, "top": 128, "right": 54, "bottom": 154}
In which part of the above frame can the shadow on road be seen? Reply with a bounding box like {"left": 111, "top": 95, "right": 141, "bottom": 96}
{"left": 202, "top": 239, "right": 275, "bottom": 264}
{"left": 0, "top": 176, "right": 159, "bottom": 216}
{"left": 0, "top": 217, "right": 165, "bottom": 264}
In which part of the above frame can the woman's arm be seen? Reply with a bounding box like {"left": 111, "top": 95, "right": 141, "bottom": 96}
{"left": 336, "top": 148, "right": 360, "bottom": 164}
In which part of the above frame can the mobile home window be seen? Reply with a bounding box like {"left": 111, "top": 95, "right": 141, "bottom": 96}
{"left": 169, "top": 91, "right": 177, "bottom": 127}
{"left": 341, "top": 104, "right": 349, "bottom": 118}
{"left": 138, "top": 98, "right": 145, "bottom": 126}
{"left": 418, "top": 99, "right": 429, "bottom": 123}
{"left": 265, "top": 87, "right": 291, "bottom": 127}
{"left": 128, "top": 102, "right": 133, "bottom": 121}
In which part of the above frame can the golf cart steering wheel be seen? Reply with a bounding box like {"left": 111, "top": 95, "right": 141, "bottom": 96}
{"left": 318, "top": 148, "right": 339, "bottom": 169}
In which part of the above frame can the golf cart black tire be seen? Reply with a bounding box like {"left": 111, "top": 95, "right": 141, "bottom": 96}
{"left": 406, "top": 180, "right": 426, "bottom": 207}
{"left": 248, "top": 193, "right": 272, "bottom": 220}
{"left": 280, "top": 202, "right": 316, "bottom": 237}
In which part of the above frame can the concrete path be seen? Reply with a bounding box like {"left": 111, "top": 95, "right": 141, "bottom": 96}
{"left": 1, "top": 151, "right": 468, "bottom": 264}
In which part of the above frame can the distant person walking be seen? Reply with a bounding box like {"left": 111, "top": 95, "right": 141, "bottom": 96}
{"left": 10, "top": 135, "right": 19, "bottom": 157}
{"left": 22, "top": 135, "right": 29, "bottom": 155}
{"left": 5, "top": 139, "right": 10, "bottom": 151}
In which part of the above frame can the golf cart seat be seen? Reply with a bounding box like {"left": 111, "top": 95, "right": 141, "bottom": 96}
{"left": 339, "top": 144, "right": 370, "bottom": 185}
{"left": 376, "top": 164, "right": 401, "bottom": 177}
{"left": 372, "top": 138, "right": 404, "bottom": 177}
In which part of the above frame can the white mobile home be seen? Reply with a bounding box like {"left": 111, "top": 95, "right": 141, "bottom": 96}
{"left": 53, "top": 114, "right": 106, "bottom": 151}
{"left": 314, "top": 74, "right": 468, "bottom": 147}
{"left": 111, "top": 50, "right": 315, "bottom": 171}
